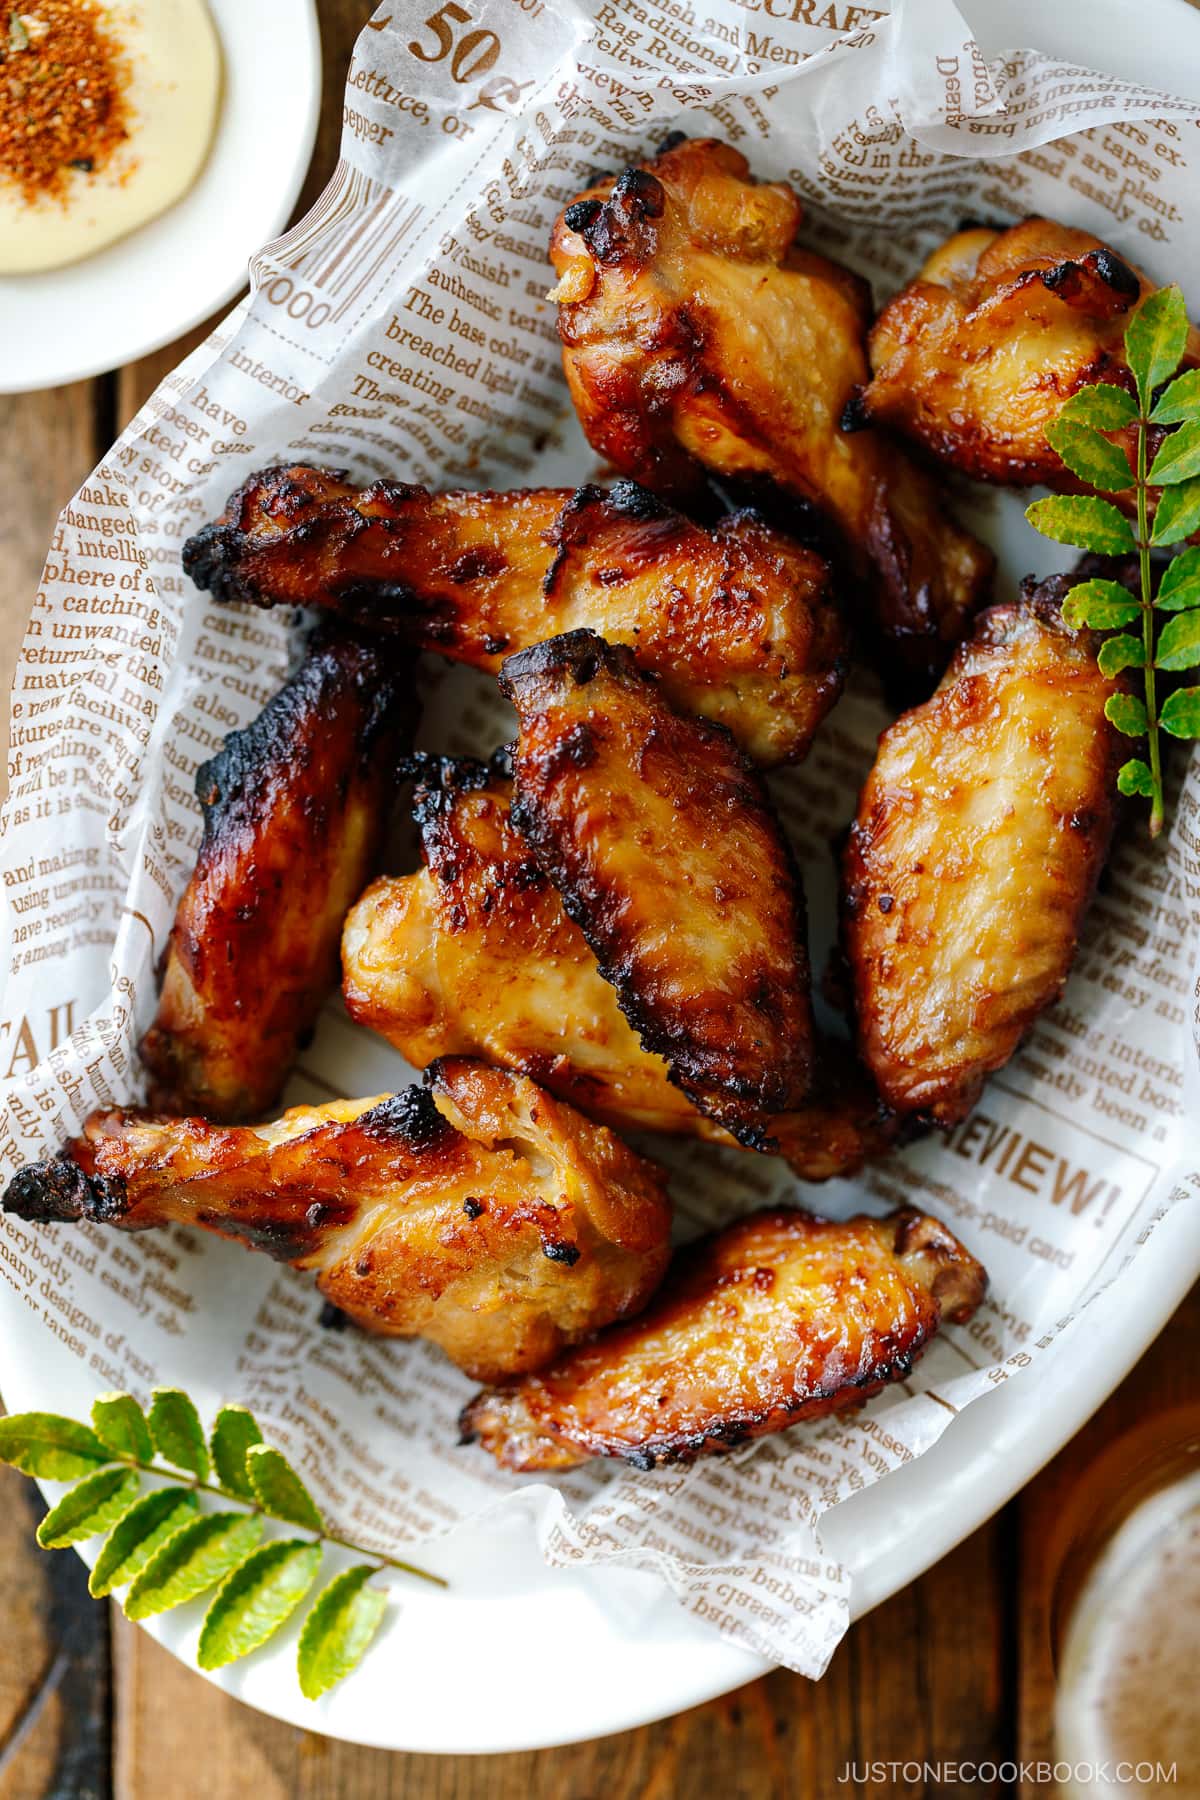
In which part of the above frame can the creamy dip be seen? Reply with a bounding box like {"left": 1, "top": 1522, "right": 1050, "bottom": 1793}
{"left": 0, "top": 0, "right": 221, "bottom": 274}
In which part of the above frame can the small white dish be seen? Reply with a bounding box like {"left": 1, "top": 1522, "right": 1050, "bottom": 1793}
{"left": 0, "top": 0, "right": 320, "bottom": 393}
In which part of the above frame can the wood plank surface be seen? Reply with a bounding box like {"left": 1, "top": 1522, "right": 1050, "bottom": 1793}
{"left": 0, "top": 1, "right": 1195, "bottom": 1794}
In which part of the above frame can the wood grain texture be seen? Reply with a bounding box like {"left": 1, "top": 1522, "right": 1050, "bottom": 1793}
{"left": 107, "top": 1519, "right": 1003, "bottom": 1800}
{"left": 0, "top": 381, "right": 98, "bottom": 802}
{"left": 0, "top": 1473, "right": 110, "bottom": 1800}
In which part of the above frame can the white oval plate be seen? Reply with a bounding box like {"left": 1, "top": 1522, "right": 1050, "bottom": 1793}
{"left": 3, "top": 0, "right": 1200, "bottom": 1759}
{"left": 3, "top": 1198, "right": 1195, "bottom": 1753}
{"left": 0, "top": 0, "right": 320, "bottom": 393}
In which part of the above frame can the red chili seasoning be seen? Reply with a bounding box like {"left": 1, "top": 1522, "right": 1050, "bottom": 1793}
{"left": 0, "top": 3, "right": 130, "bottom": 205}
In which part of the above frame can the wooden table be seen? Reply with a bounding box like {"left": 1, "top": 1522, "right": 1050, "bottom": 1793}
{"left": 0, "top": 5, "right": 1195, "bottom": 1793}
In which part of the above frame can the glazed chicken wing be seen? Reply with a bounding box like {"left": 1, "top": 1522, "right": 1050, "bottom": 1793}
{"left": 342, "top": 758, "right": 896, "bottom": 1179}
{"left": 139, "top": 630, "right": 413, "bottom": 1121}
{"left": 183, "top": 464, "right": 846, "bottom": 766}
{"left": 461, "top": 1206, "right": 986, "bottom": 1471}
{"left": 549, "top": 136, "right": 993, "bottom": 687}
{"left": 343, "top": 756, "right": 688, "bottom": 1135}
{"left": 862, "top": 218, "right": 1200, "bottom": 492}
{"left": 842, "top": 579, "right": 1122, "bottom": 1125}
{"left": 500, "top": 631, "right": 813, "bottom": 1144}
{"left": 3, "top": 1059, "right": 672, "bottom": 1382}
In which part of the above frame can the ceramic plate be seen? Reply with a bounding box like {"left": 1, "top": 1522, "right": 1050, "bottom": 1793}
{"left": 0, "top": 0, "right": 320, "bottom": 393}
{"left": 2, "top": 0, "right": 1199, "bottom": 1757}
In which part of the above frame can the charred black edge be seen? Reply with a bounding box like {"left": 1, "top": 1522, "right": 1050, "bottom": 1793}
{"left": 458, "top": 1335, "right": 929, "bottom": 1468}
{"left": 406, "top": 751, "right": 496, "bottom": 841}
{"left": 501, "top": 631, "right": 813, "bottom": 1132}
{"left": 979, "top": 576, "right": 1124, "bottom": 654}
{"left": 605, "top": 1335, "right": 936, "bottom": 1469}
{"left": 563, "top": 163, "right": 667, "bottom": 266}
{"left": 358, "top": 1082, "right": 454, "bottom": 1152}
{"left": 499, "top": 626, "right": 627, "bottom": 698}
{"left": 557, "top": 478, "right": 671, "bottom": 533}
{"left": 182, "top": 520, "right": 264, "bottom": 605}
{"left": 3, "top": 1153, "right": 129, "bottom": 1226}
{"left": 459, "top": 1205, "right": 972, "bottom": 1466}
{"left": 182, "top": 464, "right": 327, "bottom": 602}
{"left": 197, "top": 1200, "right": 361, "bottom": 1267}
{"left": 461, "top": 1336, "right": 938, "bottom": 1470}
{"left": 562, "top": 199, "right": 601, "bottom": 236}
{"left": 540, "top": 1240, "right": 582, "bottom": 1267}
{"left": 542, "top": 479, "right": 673, "bottom": 598}
{"left": 406, "top": 749, "right": 550, "bottom": 923}
{"left": 839, "top": 387, "right": 870, "bottom": 434}
{"left": 1038, "top": 244, "right": 1141, "bottom": 307}
{"left": 193, "top": 627, "right": 412, "bottom": 841}
{"left": 183, "top": 465, "right": 430, "bottom": 615}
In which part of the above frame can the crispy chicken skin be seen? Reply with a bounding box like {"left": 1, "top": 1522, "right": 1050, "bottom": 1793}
{"left": 343, "top": 758, "right": 688, "bottom": 1136}
{"left": 549, "top": 136, "right": 993, "bottom": 687}
{"left": 842, "top": 580, "right": 1123, "bottom": 1126}
{"left": 139, "top": 631, "right": 412, "bottom": 1122}
{"left": 182, "top": 465, "right": 846, "bottom": 766}
{"left": 862, "top": 218, "right": 1200, "bottom": 491}
{"left": 3, "top": 1060, "right": 673, "bottom": 1382}
{"left": 499, "top": 631, "right": 814, "bottom": 1145}
{"left": 342, "top": 758, "right": 897, "bottom": 1179}
{"left": 461, "top": 1206, "right": 986, "bottom": 1471}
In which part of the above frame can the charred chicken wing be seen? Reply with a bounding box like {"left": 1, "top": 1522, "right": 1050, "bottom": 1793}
{"left": 461, "top": 1206, "right": 986, "bottom": 1470}
{"left": 342, "top": 757, "right": 896, "bottom": 1179}
{"left": 3, "top": 1059, "right": 672, "bottom": 1382}
{"left": 549, "top": 136, "right": 993, "bottom": 686}
{"left": 499, "top": 631, "right": 814, "bottom": 1144}
{"left": 182, "top": 464, "right": 846, "bottom": 766}
{"left": 842, "top": 580, "right": 1122, "bottom": 1126}
{"left": 139, "top": 629, "right": 413, "bottom": 1122}
{"left": 343, "top": 756, "right": 688, "bottom": 1135}
{"left": 862, "top": 218, "right": 1200, "bottom": 492}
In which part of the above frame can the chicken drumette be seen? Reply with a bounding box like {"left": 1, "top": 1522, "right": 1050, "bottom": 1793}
{"left": 140, "top": 628, "right": 414, "bottom": 1121}
{"left": 549, "top": 136, "right": 994, "bottom": 688}
{"left": 861, "top": 217, "right": 1200, "bottom": 493}
{"left": 342, "top": 757, "right": 897, "bottom": 1180}
{"left": 183, "top": 465, "right": 846, "bottom": 767}
{"left": 842, "top": 577, "right": 1123, "bottom": 1125}
{"left": 4, "top": 1059, "right": 673, "bottom": 1382}
{"left": 462, "top": 1205, "right": 986, "bottom": 1471}
{"left": 499, "top": 630, "right": 814, "bottom": 1145}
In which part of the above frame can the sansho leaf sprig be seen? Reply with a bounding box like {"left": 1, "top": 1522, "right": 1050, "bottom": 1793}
{"left": 0, "top": 1389, "right": 445, "bottom": 1700}
{"left": 1026, "top": 284, "right": 1200, "bottom": 838}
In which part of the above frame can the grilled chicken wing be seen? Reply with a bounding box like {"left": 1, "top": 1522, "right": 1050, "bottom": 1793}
{"left": 842, "top": 579, "right": 1122, "bottom": 1125}
{"left": 342, "top": 758, "right": 896, "bottom": 1178}
{"left": 3, "top": 1060, "right": 672, "bottom": 1382}
{"left": 139, "top": 630, "right": 413, "bottom": 1122}
{"left": 461, "top": 1206, "right": 986, "bottom": 1470}
{"left": 549, "top": 136, "right": 993, "bottom": 687}
{"left": 500, "top": 631, "right": 813, "bottom": 1144}
{"left": 862, "top": 218, "right": 1200, "bottom": 492}
{"left": 343, "top": 757, "right": 686, "bottom": 1134}
{"left": 182, "top": 465, "right": 845, "bottom": 766}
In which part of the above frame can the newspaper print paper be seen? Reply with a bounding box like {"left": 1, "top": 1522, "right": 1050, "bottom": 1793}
{"left": 1, "top": 0, "right": 1198, "bottom": 1678}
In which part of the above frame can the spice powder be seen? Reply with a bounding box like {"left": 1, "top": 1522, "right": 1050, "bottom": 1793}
{"left": 0, "top": 3, "right": 130, "bottom": 205}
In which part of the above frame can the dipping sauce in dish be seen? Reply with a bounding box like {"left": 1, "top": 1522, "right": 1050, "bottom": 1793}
{"left": 0, "top": 0, "right": 220, "bottom": 273}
